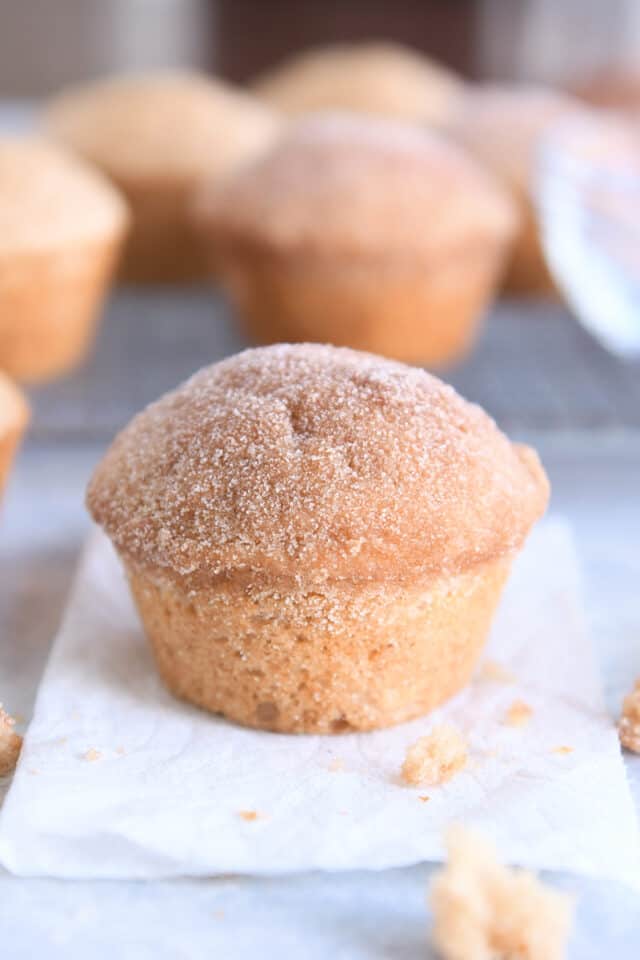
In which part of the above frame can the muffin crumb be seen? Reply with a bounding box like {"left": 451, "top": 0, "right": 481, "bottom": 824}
{"left": 504, "top": 700, "right": 533, "bottom": 727}
{"left": 430, "top": 826, "right": 574, "bottom": 960}
{"left": 401, "top": 724, "right": 467, "bottom": 786}
{"left": 82, "top": 748, "right": 102, "bottom": 762}
{"left": 0, "top": 704, "right": 22, "bottom": 777}
{"left": 478, "top": 658, "right": 515, "bottom": 684}
{"left": 238, "top": 810, "right": 260, "bottom": 821}
{"left": 552, "top": 745, "right": 574, "bottom": 755}
{"left": 619, "top": 678, "right": 640, "bottom": 753}
{"left": 419, "top": 795, "right": 431, "bottom": 803}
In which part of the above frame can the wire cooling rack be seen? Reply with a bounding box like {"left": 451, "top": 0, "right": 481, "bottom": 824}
{"left": 26, "top": 288, "right": 640, "bottom": 441}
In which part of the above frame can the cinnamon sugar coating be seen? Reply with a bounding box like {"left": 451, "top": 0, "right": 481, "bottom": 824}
{"left": 45, "top": 71, "right": 282, "bottom": 184}
{"left": 88, "top": 343, "right": 548, "bottom": 587}
{"left": 0, "top": 137, "right": 128, "bottom": 254}
{"left": 195, "top": 112, "right": 518, "bottom": 261}
{"left": 251, "top": 42, "right": 462, "bottom": 122}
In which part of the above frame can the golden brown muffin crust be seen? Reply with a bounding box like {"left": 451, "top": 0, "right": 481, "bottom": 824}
{"left": 87, "top": 344, "right": 548, "bottom": 587}
{"left": 252, "top": 41, "right": 462, "bottom": 123}
{"left": 0, "top": 138, "right": 128, "bottom": 255}
{"left": 44, "top": 70, "right": 282, "bottom": 184}
{"left": 196, "top": 113, "right": 518, "bottom": 260}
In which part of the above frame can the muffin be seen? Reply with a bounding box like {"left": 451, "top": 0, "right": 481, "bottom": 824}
{"left": 195, "top": 114, "right": 518, "bottom": 366}
{"left": 45, "top": 71, "right": 282, "bottom": 283}
{"left": 0, "top": 138, "right": 128, "bottom": 383}
{"left": 0, "top": 372, "right": 28, "bottom": 500}
{"left": 87, "top": 343, "right": 549, "bottom": 734}
{"left": 571, "top": 70, "right": 640, "bottom": 113}
{"left": 441, "top": 85, "right": 581, "bottom": 295}
{"left": 252, "top": 41, "right": 463, "bottom": 123}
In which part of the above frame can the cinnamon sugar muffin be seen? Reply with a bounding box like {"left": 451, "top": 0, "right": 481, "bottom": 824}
{"left": 45, "top": 71, "right": 282, "bottom": 282}
{"left": 442, "top": 85, "right": 582, "bottom": 295}
{"left": 0, "top": 138, "right": 127, "bottom": 383}
{"left": 87, "top": 343, "right": 549, "bottom": 733}
{"left": 252, "top": 42, "right": 462, "bottom": 123}
{"left": 196, "top": 114, "right": 518, "bottom": 365}
{"left": 0, "top": 372, "right": 28, "bottom": 499}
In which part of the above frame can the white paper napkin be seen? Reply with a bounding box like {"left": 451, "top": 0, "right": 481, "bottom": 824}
{"left": 1, "top": 520, "right": 638, "bottom": 882}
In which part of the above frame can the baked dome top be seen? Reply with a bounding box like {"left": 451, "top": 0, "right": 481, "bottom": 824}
{"left": 443, "top": 85, "right": 581, "bottom": 195}
{"left": 0, "top": 138, "right": 128, "bottom": 254}
{"left": 252, "top": 41, "right": 462, "bottom": 123}
{"left": 44, "top": 70, "right": 282, "bottom": 182}
{"left": 87, "top": 343, "right": 548, "bottom": 585}
{"left": 195, "top": 113, "right": 518, "bottom": 259}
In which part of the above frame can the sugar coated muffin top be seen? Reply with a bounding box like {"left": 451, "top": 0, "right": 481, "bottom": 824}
{"left": 45, "top": 70, "right": 283, "bottom": 182}
{"left": 195, "top": 112, "right": 518, "bottom": 259}
{"left": 443, "top": 85, "right": 582, "bottom": 194}
{"left": 0, "top": 138, "right": 128, "bottom": 255}
{"left": 87, "top": 343, "right": 548, "bottom": 586}
{"left": 252, "top": 41, "right": 462, "bottom": 122}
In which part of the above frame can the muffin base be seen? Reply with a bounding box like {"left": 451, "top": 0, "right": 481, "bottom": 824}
{"left": 126, "top": 556, "right": 511, "bottom": 734}
{"left": 215, "top": 240, "right": 510, "bottom": 366}
{"left": 0, "top": 235, "right": 123, "bottom": 383}
{"left": 0, "top": 422, "right": 26, "bottom": 500}
{"left": 116, "top": 176, "right": 211, "bottom": 284}
{"left": 503, "top": 203, "right": 557, "bottom": 297}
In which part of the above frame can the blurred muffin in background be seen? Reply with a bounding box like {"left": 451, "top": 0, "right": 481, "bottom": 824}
{"left": 0, "top": 138, "right": 128, "bottom": 383}
{"left": 441, "top": 85, "right": 582, "bottom": 295}
{"left": 195, "top": 113, "right": 518, "bottom": 366}
{"left": 571, "top": 70, "right": 640, "bottom": 114}
{"left": 45, "top": 71, "right": 282, "bottom": 283}
{"left": 251, "top": 42, "right": 463, "bottom": 124}
{"left": 0, "top": 372, "right": 29, "bottom": 500}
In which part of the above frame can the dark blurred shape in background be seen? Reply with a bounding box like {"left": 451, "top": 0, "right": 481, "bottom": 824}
{"left": 2, "top": 0, "right": 640, "bottom": 97}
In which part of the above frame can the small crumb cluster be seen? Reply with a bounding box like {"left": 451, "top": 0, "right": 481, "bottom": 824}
{"left": 430, "top": 827, "right": 574, "bottom": 960}
{"left": 478, "top": 659, "right": 515, "bottom": 684}
{"left": 504, "top": 700, "right": 533, "bottom": 727}
{"left": 401, "top": 724, "right": 467, "bottom": 786}
{"left": 619, "top": 678, "right": 640, "bottom": 753}
{"left": 0, "top": 704, "right": 22, "bottom": 777}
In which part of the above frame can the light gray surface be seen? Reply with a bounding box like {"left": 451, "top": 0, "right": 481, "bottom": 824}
{"left": 1, "top": 437, "right": 639, "bottom": 956}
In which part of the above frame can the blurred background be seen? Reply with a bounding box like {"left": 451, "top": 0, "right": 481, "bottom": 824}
{"left": 3, "top": 0, "right": 640, "bottom": 93}
{"left": 1, "top": 0, "right": 639, "bottom": 438}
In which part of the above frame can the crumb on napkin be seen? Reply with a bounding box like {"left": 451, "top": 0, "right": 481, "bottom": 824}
{"left": 401, "top": 724, "right": 467, "bottom": 786}
{"left": 478, "top": 659, "right": 516, "bottom": 684}
{"left": 0, "top": 704, "right": 23, "bottom": 777}
{"left": 430, "top": 826, "right": 574, "bottom": 960}
{"left": 238, "top": 810, "right": 260, "bottom": 822}
{"left": 504, "top": 700, "right": 533, "bottom": 727}
{"left": 552, "top": 746, "right": 574, "bottom": 756}
{"left": 419, "top": 795, "right": 431, "bottom": 803}
{"left": 619, "top": 678, "right": 640, "bottom": 753}
{"left": 82, "top": 748, "right": 102, "bottom": 762}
